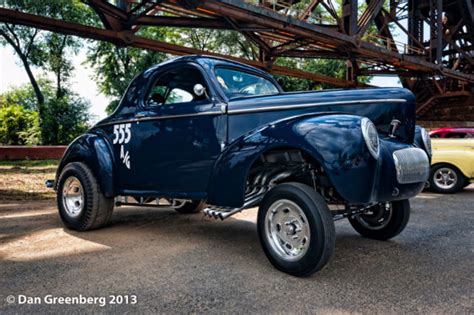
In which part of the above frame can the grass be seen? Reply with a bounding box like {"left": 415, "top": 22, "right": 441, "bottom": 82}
{"left": 0, "top": 159, "right": 60, "bottom": 168}
{"left": 0, "top": 159, "right": 59, "bottom": 200}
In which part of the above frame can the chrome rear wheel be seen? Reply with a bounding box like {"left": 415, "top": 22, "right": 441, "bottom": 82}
{"left": 429, "top": 164, "right": 466, "bottom": 194}
{"left": 433, "top": 167, "right": 458, "bottom": 190}
{"left": 62, "top": 176, "right": 84, "bottom": 218}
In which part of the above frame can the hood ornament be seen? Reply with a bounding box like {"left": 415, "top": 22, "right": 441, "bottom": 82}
{"left": 389, "top": 119, "right": 401, "bottom": 138}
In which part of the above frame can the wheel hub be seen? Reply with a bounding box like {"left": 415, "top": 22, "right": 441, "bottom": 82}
{"left": 434, "top": 167, "right": 457, "bottom": 189}
{"left": 265, "top": 199, "right": 310, "bottom": 262}
{"left": 62, "top": 176, "right": 84, "bottom": 218}
{"left": 355, "top": 203, "right": 393, "bottom": 230}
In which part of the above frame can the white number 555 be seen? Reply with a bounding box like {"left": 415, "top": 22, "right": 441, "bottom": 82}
{"left": 113, "top": 123, "right": 131, "bottom": 144}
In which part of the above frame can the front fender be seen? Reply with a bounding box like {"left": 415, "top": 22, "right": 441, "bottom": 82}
{"left": 207, "top": 114, "right": 376, "bottom": 207}
{"left": 55, "top": 131, "right": 115, "bottom": 197}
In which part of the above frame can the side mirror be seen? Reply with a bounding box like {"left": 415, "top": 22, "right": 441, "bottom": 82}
{"left": 193, "top": 84, "right": 207, "bottom": 97}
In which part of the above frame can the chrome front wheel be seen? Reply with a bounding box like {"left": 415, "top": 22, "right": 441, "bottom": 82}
{"left": 257, "top": 182, "right": 335, "bottom": 277}
{"left": 265, "top": 199, "right": 311, "bottom": 262}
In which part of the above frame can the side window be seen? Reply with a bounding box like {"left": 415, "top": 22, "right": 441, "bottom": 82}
{"left": 166, "top": 88, "right": 194, "bottom": 104}
{"left": 145, "top": 66, "right": 208, "bottom": 107}
{"left": 445, "top": 132, "right": 466, "bottom": 139}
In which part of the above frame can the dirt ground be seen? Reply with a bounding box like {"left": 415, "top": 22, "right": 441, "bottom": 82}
{"left": 1, "top": 183, "right": 473, "bottom": 313}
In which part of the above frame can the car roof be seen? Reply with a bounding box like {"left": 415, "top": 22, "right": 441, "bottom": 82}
{"left": 145, "top": 55, "right": 271, "bottom": 77}
{"left": 430, "top": 128, "right": 474, "bottom": 134}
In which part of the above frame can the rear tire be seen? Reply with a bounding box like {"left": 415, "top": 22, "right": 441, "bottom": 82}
{"left": 57, "top": 162, "right": 114, "bottom": 231}
{"left": 348, "top": 200, "right": 410, "bottom": 240}
{"left": 429, "top": 164, "right": 465, "bottom": 194}
{"left": 174, "top": 200, "right": 204, "bottom": 214}
{"left": 257, "top": 182, "right": 335, "bottom": 277}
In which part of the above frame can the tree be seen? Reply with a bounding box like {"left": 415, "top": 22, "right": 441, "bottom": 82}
{"left": 1, "top": 79, "right": 55, "bottom": 111}
{"left": 87, "top": 27, "right": 174, "bottom": 114}
{"left": 0, "top": 0, "right": 95, "bottom": 135}
{"left": 0, "top": 104, "right": 40, "bottom": 145}
{"left": 0, "top": 81, "right": 90, "bottom": 145}
{"left": 41, "top": 92, "right": 90, "bottom": 145}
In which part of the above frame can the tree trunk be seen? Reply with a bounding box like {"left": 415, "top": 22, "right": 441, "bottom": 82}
{"left": 0, "top": 30, "right": 44, "bottom": 107}
{"left": 19, "top": 54, "right": 45, "bottom": 106}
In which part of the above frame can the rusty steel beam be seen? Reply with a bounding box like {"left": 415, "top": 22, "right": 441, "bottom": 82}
{"left": 343, "top": 0, "right": 358, "bottom": 35}
{"left": 0, "top": 7, "right": 353, "bottom": 88}
{"left": 298, "top": 0, "right": 321, "bottom": 20}
{"left": 132, "top": 15, "right": 264, "bottom": 30}
{"left": 191, "top": 0, "right": 474, "bottom": 83}
{"left": 358, "top": 0, "right": 385, "bottom": 37}
{"left": 278, "top": 49, "right": 352, "bottom": 59}
{"left": 194, "top": 0, "right": 356, "bottom": 47}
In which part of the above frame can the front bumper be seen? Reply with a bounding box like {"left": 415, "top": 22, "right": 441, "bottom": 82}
{"left": 393, "top": 148, "right": 430, "bottom": 184}
{"left": 372, "top": 139, "right": 430, "bottom": 202}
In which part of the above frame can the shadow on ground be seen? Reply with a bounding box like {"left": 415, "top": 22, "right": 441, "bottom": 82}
{"left": 0, "top": 186, "right": 473, "bottom": 313}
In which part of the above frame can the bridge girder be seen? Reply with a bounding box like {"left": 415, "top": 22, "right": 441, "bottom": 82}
{"left": 1, "top": 0, "right": 474, "bottom": 120}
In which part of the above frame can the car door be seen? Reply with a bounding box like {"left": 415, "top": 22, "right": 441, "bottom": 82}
{"left": 123, "top": 63, "right": 226, "bottom": 197}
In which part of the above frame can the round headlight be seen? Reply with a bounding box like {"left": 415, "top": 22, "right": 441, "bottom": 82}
{"left": 361, "top": 118, "right": 380, "bottom": 159}
{"left": 421, "top": 127, "right": 432, "bottom": 156}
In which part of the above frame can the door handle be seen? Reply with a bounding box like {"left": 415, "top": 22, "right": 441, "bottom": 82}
{"left": 135, "top": 113, "right": 147, "bottom": 118}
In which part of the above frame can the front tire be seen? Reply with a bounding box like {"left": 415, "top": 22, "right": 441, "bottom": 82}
{"left": 257, "top": 182, "right": 335, "bottom": 277}
{"left": 348, "top": 200, "right": 410, "bottom": 240}
{"left": 57, "top": 162, "right": 114, "bottom": 231}
{"left": 429, "top": 164, "right": 466, "bottom": 194}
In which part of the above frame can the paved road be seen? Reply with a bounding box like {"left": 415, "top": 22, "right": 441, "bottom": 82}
{"left": 1, "top": 186, "right": 473, "bottom": 313}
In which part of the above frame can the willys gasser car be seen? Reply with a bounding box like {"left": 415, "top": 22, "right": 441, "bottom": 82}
{"left": 50, "top": 56, "right": 432, "bottom": 276}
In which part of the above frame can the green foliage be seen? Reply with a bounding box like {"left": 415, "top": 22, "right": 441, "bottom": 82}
{"left": 87, "top": 42, "right": 167, "bottom": 114}
{"left": 0, "top": 104, "right": 40, "bottom": 145}
{"left": 87, "top": 27, "right": 259, "bottom": 114}
{"left": 87, "top": 27, "right": 172, "bottom": 114}
{"left": 0, "top": 81, "right": 90, "bottom": 145}
{"left": 40, "top": 93, "right": 90, "bottom": 145}
{"left": 1, "top": 79, "right": 54, "bottom": 111}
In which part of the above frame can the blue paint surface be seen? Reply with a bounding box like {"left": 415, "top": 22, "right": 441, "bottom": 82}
{"left": 56, "top": 56, "right": 428, "bottom": 207}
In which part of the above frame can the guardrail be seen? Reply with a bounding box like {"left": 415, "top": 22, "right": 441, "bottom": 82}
{"left": 0, "top": 146, "right": 67, "bottom": 160}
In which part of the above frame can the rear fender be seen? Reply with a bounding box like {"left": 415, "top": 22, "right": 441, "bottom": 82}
{"left": 55, "top": 131, "right": 115, "bottom": 197}
{"left": 207, "top": 114, "right": 376, "bottom": 207}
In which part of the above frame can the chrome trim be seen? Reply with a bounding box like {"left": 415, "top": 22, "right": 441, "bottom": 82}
{"left": 433, "top": 167, "right": 458, "bottom": 190}
{"left": 264, "top": 199, "right": 311, "bottom": 262}
{"left": 421, "top": 127, "right": 432, "bottom": 156}
{"left": 393, "top": 148, "right": 430, "bottom": 184}
{"left": 361, "top": 117, "right": 380, "bottom": 159}
{"left": 96, "top": 110, "right": 223, "bottom": 127}
{"left": 96, "top": 99, "right": 406, "bottom": 127}
{"left": 228, "top": 99, "right": 407, "bottom": 115}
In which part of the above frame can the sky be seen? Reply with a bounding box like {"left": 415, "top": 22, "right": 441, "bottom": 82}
{"left": 0, "top": 46, "right": 111, "bottom": 121}
{"left": 0, "top": 43, "right": 401, "bottom": 121}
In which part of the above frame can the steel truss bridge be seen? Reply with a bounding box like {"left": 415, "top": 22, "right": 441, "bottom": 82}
{"left": 1, "top": 0, "right": 473, "bottom": 121}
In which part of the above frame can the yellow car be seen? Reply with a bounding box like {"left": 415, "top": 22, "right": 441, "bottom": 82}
{"left": 429, "top": 139, "right": 474, "bottom": 193}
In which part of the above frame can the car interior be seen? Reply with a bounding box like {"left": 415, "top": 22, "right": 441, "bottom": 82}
{"left": 146, "top": 66, "right": 209, "bottom": 106}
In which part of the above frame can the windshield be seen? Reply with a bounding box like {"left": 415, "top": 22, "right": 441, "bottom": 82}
{"left": 215, "top": 67, "right": 279, "bottom": 99}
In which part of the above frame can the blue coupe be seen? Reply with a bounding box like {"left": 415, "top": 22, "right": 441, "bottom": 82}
{"left": 52, "top": 55, "right": 431, "bottom": 276}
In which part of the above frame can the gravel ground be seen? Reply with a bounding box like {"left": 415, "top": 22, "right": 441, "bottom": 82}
{"left": 1, "top": 186, "right": 473, "bottom": 314}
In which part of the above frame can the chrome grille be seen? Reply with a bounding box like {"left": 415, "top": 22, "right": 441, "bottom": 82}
{"left": 393, "top": 148, "right": 429, "bottom": 184}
